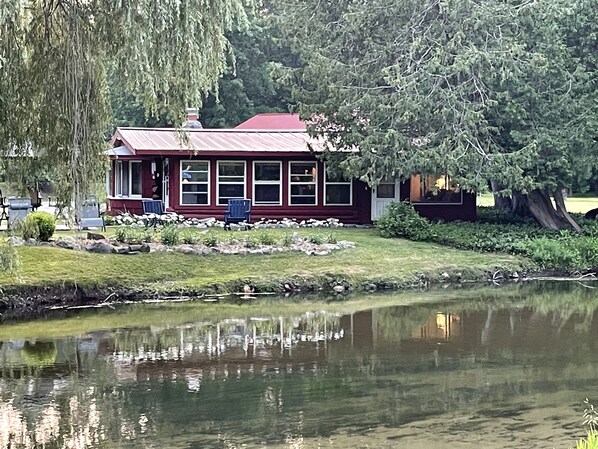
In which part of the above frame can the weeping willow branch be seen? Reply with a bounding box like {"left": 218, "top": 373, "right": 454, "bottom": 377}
{"left": 0, "top": 0, "right": 250, "bottom": 211}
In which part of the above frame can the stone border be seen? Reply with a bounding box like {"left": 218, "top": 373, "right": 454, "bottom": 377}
{"left": 9, "top": 233, "right": 355, "bottom": 257}
{"left": 109, "top": 213, "right": 360, "bottom": 230}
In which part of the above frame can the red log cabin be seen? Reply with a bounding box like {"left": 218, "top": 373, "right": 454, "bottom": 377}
{"left": 106, "top": 110, "right": 476, "bottom": 223}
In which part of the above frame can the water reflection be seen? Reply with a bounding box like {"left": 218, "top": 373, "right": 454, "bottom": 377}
{"left": 0, "top": 282, "right": 597, "bottom": 448}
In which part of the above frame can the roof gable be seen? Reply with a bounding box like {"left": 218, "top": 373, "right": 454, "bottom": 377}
{"left": 234, "top": 113, "right": 306, "bottom": 130}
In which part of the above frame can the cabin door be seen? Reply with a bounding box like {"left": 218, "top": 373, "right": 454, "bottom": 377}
{"left": 371, "top": 180, "right": 400, "bottom": 220}
{"left": 162, "top": 158, "right": 170, "bottom": 209}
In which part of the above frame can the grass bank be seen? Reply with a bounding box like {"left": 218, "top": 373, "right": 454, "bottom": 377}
{"left": 0, "top": 228, "right": 529, "bottom": 308}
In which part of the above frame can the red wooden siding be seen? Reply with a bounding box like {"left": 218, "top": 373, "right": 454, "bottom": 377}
{"left": 400, "top": 181, "right": 476, "bottom": 221}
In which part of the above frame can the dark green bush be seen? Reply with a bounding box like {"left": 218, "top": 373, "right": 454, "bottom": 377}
{"left": 25, "top": 212, "right": 56, "bottom": 241}
{"left": 526, "top": 237, "right": 579, "bottom": 269}
{"left": 376, "top": 202, "right": 431, "bottom": 240}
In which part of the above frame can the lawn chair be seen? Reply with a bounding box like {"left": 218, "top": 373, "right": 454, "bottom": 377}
{"left": 29, "top": 187, "right": 42, "bottom": 211}
{"left": 79, "top": 195, "right": 106, "bottom": 231}
{"left": 142, "top": 199, "right": 166, "bottom": 228}
{"left": 224, "top": 199, "right": 251, "bottom": 230}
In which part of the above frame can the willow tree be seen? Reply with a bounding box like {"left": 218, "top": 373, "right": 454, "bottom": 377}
{"left": 0, "top": 0, "right": 249, "bottom": 211}
{"left": 275, "top": 0, "right": 598, "bottom": 230}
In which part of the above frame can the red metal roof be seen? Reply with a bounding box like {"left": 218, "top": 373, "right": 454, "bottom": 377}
{"left": 112, "top": 128, "right": 318, "bottom": 154}
{"left": 234, "top": 113, "right": 306, "bottom": 130}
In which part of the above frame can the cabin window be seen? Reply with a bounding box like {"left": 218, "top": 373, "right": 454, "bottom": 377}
{"left": 410, "top": 174, "right": 463, "bottom": 204}
{"left": 253, "top": 161, "right": 282, "bottom": 205}
{"left": 289, "top": 162, "right": 317, "bottom": 205}
{"left": 217, "top": 161, "right": 246, "bottom": 205}
{"left": 324, "top": 167, "right": 352, "bottom": 205}
{"left": 181, "top": 161, "right": 210, "bottom": 205}
{"left": 114, "top": 160, "right": 142, "bottom": 197}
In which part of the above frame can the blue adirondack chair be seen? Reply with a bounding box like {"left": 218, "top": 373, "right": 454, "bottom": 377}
{"left": 80, "top": 195, "right": 106, "bottom": 231}
{"left": 142, "top": 199, "right": 166, "bottom": 228}
{"left": 224, "top": 199, "right": 251, "bottom": 230}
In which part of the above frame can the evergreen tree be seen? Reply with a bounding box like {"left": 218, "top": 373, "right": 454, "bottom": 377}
{"left": 276, "top": 0, "right": 598, "bottom": 229}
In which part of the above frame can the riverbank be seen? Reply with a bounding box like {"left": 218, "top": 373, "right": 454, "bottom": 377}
{"left": 0, "top": 228, "right": 531, "bottom": 312}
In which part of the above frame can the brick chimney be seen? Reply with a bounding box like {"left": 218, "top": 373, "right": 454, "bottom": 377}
{"left": 183, "top": 107, "right": 203, "bottom": 129}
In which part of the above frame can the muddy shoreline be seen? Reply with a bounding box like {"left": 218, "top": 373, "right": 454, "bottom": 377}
{"left": 0, "top": 268, "right": 589, "bottom": 322}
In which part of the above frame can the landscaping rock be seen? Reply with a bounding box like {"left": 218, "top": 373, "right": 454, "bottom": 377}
{"left": 7, "top": 237, "right": 25, "bottom": 246}
{"left": 27, "top": 238, "right": 37, "bottom": 246}
{"left": 56, "top": 238, "right": 76, "bottom": 250}
{"left": 87, "top": 232, "right": 106, "bottom": 240}
{"left": 113, "top": 246, "right": 130, "bottom": 254}
{"left": 139, "top": 243, "right": 151, "bottom": 253}
{"left": 85, "top": 242, "right": 114, "bottom": 254}
{"left": 333, "top": 285, "right": 345, "bottom": 293}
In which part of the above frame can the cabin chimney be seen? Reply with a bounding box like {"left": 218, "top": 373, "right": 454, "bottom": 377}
{"left": 183, "top": 107, "right": 203, "bottom": 129}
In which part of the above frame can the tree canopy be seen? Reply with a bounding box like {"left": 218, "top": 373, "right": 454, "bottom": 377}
{"left": 0, "top": 0, "right": 249, "bottom": 205}
{"left": 276, "top": 0, "right": 598, "bottom": 229}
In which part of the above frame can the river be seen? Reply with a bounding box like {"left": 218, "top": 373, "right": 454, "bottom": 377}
{"left": 0, "top": 281, "right": 596, "bottom": 448}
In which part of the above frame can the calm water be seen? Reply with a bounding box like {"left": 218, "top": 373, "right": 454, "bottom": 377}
{"left": 1, "top": 282, "right": 597, "bottom": 448}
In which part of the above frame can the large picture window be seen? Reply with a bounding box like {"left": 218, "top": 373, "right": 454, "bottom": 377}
{"left": 253, "top": 161, "right": 281, "bottom": 205}
{"left": 217, "top": 161, "right": 246, "bottom": 205}
{"left": 410, "top": 174, "right": 463, "bottom": 204}
{"left": 289, "top": 162, "right": 317, "bottom": 205}
{"left": 324, "top": 167, "right": 352, "bottom": 205}
{"left": 114, "top": 160, "right": 142, "bottom": 197}
{"left": 181, "top": 161, "right": 209, "bottom": 205}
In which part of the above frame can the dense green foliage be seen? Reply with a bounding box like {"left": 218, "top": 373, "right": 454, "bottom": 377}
{"left": 26, "top": 212, "right": 56, "bottom": 242}
{"left": 375, "top": 202, "right": 431, "bottom": 241}
{"left": 277, "top": 0, "right": 598, "bottom": 229}
{"left": 110, "top": 3, "right": 299, "bottom": 129}
{"left": 377, "top": 206, "right": 598, "bottom": 271}
{"left": 0, "top": 0, "right": 249, "bottom": 208}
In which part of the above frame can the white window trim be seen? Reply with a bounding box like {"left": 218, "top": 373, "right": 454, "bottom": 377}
{"left": 114, "top": 160, "right": 142, "bottom": 199}
{"left": 217, "top": 161, "right": 246, "bottom": 206}
{"left": 252, "top": 161, "right": 282, "bottom": 206}
{"left": 324, "top": 164, "right": 352, "bottom": 206}
{"left": 288, "top": 161, "right": 318, "bottom": 206}
{"left": 180, "top": 160, "right": 211, "bottom": 206}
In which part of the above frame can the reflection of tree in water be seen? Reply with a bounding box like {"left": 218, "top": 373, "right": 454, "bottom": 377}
{"left": 374, "top": 306, "right": 437, "bottom": 343}
{"left": 21, "top": 341, "right": 57, "bottom": 367}
{"left": 4, "top": 282, "right": 598, "bottom": 447}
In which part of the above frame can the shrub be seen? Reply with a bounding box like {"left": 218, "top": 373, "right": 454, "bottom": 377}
{"left": 181, "top": 229, "right": 200, "bottom": 245}
{"left": 326, "top": 232, "right": 338, "bottom": 244}
{"left": 23, "top": 212, "right": 56, "bottom": 241}
{"left": 280, "top": 233, "right": 294, "bottom": 247}
{"left": 243, "top": 236, "right": 259, "bottom": 248}
{"left": 114, "top": 227, "right": 153, "bottom": 244}
{"left": 202, "top": 232, "right": 219, "bottom": 247}
{"left": 376, "top": 202, "right": 431, "bottom": 240}
{"left": 160, "top": 225, "right": 180, "bottom": 245}
{"left": 567, "top": 237, "right": 598, "bottom": 270}
{"left": 257, "top": 232, "right": 276, "bottom": 246}
{"left": 17, "top": 217, "right": 39, "bottom": 241}
{"left": 307, "top": 233, "right": 324, "bottom": 245}
{"left": 526, "top": 237, "right": 579, "bottom": 269}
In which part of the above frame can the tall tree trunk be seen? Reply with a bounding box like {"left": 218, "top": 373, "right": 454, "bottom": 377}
{"left": 553, "top": 188, "right": 582, "bottom": 232}
{"left": 511, "top": 191, "right": 530, "bottom": 218}
{"left": 490, "top": 180, "right": 512, "bottom": 210}
{"left": 525, "top": 189, "right": 579, "bottom": 231}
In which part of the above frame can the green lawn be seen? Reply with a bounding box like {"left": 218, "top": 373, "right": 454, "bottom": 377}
{"left": 478, "top": 193, "right": 598, "bottom": 213}
{"left": 0, "top": 228, "right": 527, "bottom": 293}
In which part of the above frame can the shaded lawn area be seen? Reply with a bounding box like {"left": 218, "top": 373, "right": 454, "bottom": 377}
{"left": 478, "top": 193, "right": 598, "bottom": 214}
{"left": 0, "top": 228, "right": 528, "bottom": 291}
